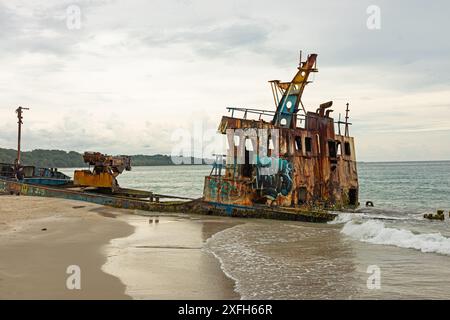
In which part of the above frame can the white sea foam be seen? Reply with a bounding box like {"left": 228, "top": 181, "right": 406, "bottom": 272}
{"left": 328, "top": 212, "right": 354, "bottom": 224}
{"left": 329, "top": 212, "right": 412, "bottom": 225}
{"left": 204, "top": 222, "right": 361, "bottom": 299}
{"left": 341, "top": 220, "right": 450, "bottom": 256}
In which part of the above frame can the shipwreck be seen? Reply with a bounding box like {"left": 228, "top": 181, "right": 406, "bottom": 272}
{"left": 203, "top": 53, "right": 359, "bottom": 212}
{"left": 0, "top": 53, "right": 358, "bottom": 222}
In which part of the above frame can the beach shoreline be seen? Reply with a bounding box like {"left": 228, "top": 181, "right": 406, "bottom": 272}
{"left": 0, "top": 196, "right": 239, "bottom": 299}
{"left": 102, "top": 213, "right": 240, "bottom": 299}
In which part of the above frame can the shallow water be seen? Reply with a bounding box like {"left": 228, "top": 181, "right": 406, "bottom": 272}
{"left": 63, "top": 162, "right": 450, "bottom": 299}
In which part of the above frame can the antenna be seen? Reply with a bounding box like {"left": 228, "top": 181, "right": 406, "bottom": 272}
{"left": 338, "top": 113, "right": 342, "bottom": 135}
{"left": 15, "top": 106, "right": 30, "bottom": 165}
{"left": 299, "top": 50, "right": 302, "bottom": 68}
{"left": 344, "top": 102, "right": 350, "bottom": 137}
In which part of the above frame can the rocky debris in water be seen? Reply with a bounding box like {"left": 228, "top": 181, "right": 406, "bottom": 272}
{"left": 365, "top": 201, "right": 374, "bottom": 207}
{"left": 424, "top": 210, "right": 445, "bottom": 221}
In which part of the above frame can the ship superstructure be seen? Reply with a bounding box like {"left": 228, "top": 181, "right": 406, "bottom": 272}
{"left": 203, "top": 53, "right": 359, "bottom": 210}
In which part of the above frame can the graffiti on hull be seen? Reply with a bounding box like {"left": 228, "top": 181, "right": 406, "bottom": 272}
{"left": 257, "top": 157, "right": 293, "bottom": 200}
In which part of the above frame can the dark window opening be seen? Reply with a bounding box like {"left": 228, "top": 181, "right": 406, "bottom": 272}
{"left": 328, "top": 140, "right": 337, "bottom": 158}
{"left": 242, "top": 149, "right": 252, "bottom": 177}
{"left": 348, "top": 188, "right": 357, "bottom": 206}
{"left": 344, "top": 142, "right": 351, "bottom": 156}
{"left": 294, "top": 136, "right": 302, "bottom": 152}
{"left": 286, "top": 134, "right": 292, "bottom": 155}
{"left": 297, "top": 187, "right": 307, "bottom": 205}
{"left": 305, "top": 137, "right": 312, "bottom": 153}
{"left": 267, "top": 135, "right": 274, "bottom": 157}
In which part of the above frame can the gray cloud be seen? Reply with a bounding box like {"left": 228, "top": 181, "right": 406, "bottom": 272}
{"left": 140, "top": 20, "right": 271, "bottom": 58}
{"left": 1, "top": 0, "right": 450, "bottom": 161}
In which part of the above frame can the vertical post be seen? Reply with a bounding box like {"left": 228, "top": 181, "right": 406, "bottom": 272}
{"left": 15, "top": 106, "right": 29, "bottom": 165}
{"left": 338, "top": 113, "right": 342, "bottom": 136}
{"left": 299, "top": 50, "right": 302, "bottom": 68}
{"left": 344, "top": 103, "right": 350, "bottom": 137}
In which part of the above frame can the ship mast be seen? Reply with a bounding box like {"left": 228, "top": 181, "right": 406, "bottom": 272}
{"left": 271, "top": 52, "right": 318, "bottom": 128}
{"left": 15, "top": 106, "right": 29, "bottom": 166}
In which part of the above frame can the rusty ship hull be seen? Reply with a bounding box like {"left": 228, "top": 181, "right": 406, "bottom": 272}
{"left": 0, "top": 178, "right": 336, "bottom": 222}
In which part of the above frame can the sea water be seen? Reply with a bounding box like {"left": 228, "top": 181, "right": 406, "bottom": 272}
{"left": 62, "top": 162, "right": 450, "bottom": 299}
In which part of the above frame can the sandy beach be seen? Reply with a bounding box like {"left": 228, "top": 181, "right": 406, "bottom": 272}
{"left": 0, "top": 196, "right": 239, "bottom": 299}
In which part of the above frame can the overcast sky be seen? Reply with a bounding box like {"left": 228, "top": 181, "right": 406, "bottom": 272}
{"left": 0, "top": 0, "right": 449, "bottom": 161}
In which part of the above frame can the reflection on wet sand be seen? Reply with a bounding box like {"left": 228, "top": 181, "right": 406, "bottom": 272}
{"left": 102, "top": 215, "right": 240, "bottom": 299}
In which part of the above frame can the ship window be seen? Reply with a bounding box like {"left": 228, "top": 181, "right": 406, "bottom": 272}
{"left": 328, "top": 140, "right": 337, "bottom": 158}
{"left": 344, "top": 142, "right": 351, "bottom": 156}
{"left": 295, "top": 136, "right": 302, "bottom": 152}
{"left": 336, "top": 141, "right": 342, "bottom": 156}
{"left": 305, "top": 137, "right": 312, "bottom": 153}
{"left": 348, "top": 188, "right": 357, "bottom": 206}
{"left": 242, "top": 150, "right": 252, "bottom": 177}
{"left": 286, "top": 134, "right": 293, "bottom": 155}
{"left": 297, "top": 187, "right": 307, "bottom": 205}
{"left": 280, "top": 118, "right": 287, "bottom": 126}
{"left": 286, "top": 100, "right": 293, "bottom": 112}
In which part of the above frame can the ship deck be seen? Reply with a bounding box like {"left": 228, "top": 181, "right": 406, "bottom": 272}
{"left": 0, "top": 177, "right": 337, "bottom": 223}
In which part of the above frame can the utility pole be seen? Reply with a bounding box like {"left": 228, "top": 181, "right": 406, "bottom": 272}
{"left": 15, "top": 106, "right": 29, "bottom": 166}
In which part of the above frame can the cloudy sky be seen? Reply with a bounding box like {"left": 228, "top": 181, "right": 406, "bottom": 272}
{"left": 0, "top": 0, "right": 449, "bottom": 161}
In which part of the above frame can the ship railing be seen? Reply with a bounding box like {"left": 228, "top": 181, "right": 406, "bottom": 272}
{"left": 227, "top": 107, "right": 307, "bottom": 129}
{"left": 209, "top": 154, "right": 226, "bottom": 177}
{"left": 0, "top": 171, "right": 16, "bottom": 178}
{"left": 227, "top": 107, "right": 276, "bottom": 121}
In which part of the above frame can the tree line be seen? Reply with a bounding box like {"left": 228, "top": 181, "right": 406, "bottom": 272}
{"left": 0, "top": 148, "right": 201, "bottom": 168}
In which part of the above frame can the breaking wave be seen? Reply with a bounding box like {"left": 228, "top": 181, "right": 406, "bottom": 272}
{"left": 341, "top": 220, "right": 450, "bottom": 256}
{"left": 328, "top": 212, "right": 354, "bottom": 224}
{"left": 204, "top": 222, "right": 360, "bottom": 299}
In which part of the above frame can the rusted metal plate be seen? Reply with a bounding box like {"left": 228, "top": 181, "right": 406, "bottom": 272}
{"left": 74, "top": 170, "right": 115, "bottom": 188}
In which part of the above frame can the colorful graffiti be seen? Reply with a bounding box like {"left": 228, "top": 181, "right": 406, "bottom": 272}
{"left": 256, "top": 157, "right": 293, "bottom": 200}
{"left": 206, "top": 177, "right": 242, "bottom": 203}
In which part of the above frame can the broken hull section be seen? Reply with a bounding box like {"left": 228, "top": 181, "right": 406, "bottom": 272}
{"left": 0, "top": 178, "right": 336, "bottom": 222}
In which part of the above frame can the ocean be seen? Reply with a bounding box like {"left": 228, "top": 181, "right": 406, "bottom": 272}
{"left": 62, "top": 161, "right": 450, "bottom": 299}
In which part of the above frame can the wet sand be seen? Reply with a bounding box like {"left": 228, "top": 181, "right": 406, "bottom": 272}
{"left": 0, "top": 196, "right": 238, "bottom": 299}
{"left": 102, "top": 214, "right": 240, "bottom": 299}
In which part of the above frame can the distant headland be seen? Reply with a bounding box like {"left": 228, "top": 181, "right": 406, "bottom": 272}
{"left": 0, "top": 148, "right": 208, "bottom": 168}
